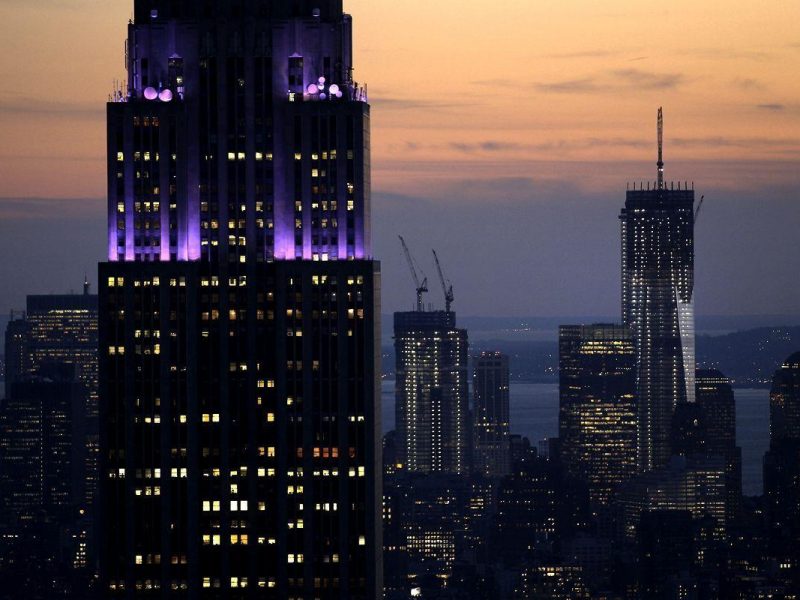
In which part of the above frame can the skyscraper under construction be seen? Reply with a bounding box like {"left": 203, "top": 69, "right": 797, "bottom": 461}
{"left": 620, "top": 109, "right": 695, "bottom": 472}
{"left": 99, "top": 1, "right": 381, "bottom": 597}
{"left": 393, "top": 311, "right": 469, "bottom": 475}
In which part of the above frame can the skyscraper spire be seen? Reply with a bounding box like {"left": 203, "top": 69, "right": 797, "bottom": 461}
{"left": 657, "top": 107, "right": 664, "bottom": 189}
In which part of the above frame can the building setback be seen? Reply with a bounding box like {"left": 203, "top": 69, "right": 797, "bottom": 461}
{"left": 394, "top": 311, "right": 469, "bottom": 475}
{"left": 559, "top": 324, "right": 637, "bottom": 506}
{"left": 99, "top": 1, "right": 382, "bottom": 597}
{"left": 620, "top": 110, "right": 695, "bottom": 472}
{"left": 472, "top": 351, "right": 511, "bottom": 478}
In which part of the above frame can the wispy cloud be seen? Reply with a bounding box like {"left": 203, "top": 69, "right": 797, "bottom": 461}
{"left": 369, "top": 95, "right": 476, "bottom": 111}
{"left": 0, "top": 93, "right": 102, "bottom": 119}
{"left": 756, "top": 103, "right": 786, "bottom": 111}
{"left": 612, "top": 69, "right": 683, "bottom": 89}
{"left": 679, "top": 47, "right": 772, "bottom": 62}
{"left": 732, "top": 78, "right": 765, "bottom": 91}
{"left": 535, "top": 69, "right": 684, "bottom": 94}
{"left": 536, "top": 78, "right": 602, "bottom": 93}
{"left": 446, "top": 138, "right": 649, "bottom": 154}
{"left": 671, "top": 136, "right": 800, "bottom": 150}
{"left": 544, "top": 49, "right": 626, "bottom": 60}
{"left": 0, "top": 197, "right": 103, "bottom": 220}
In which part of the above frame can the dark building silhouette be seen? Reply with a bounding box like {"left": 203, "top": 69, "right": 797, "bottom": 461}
{"left": 763, "top": 352, "right": 800, "bottom": 589}
{"left": 515, "top": 564, "right": 591, "bottom": 599}
{"left": 615, "top": 455, "right": 727, "bottom": 542}
{"left": 0, "top": 364, "right": 93, "bottom": 598}
{"left": 695, "top": 369, "right": 742, "bottom": 524}
{"left": 637, "top": 510, "right": 697, "bottom": 599}
{"left": 3, "top": 316, "right": 30, "bottom": 399}
{"left": 382, "top": 471, "right": 494, "bottom": 600}
{"left": 494, "top": 457, "right": 591, "bottom": 567}
{"left": 26, "top": 289, "right": 99, "bottom": 413}
{"left": 473, "top": 351, "right": 511, "bottom": 478}
{"left": 3, "top": 289, "right": 100, "bottom": 511}
{"left": 559, "top": 324, "right": 637, "bottom": 506}
{"left": 621, "top": 110, "right": 695, "bottom": 472}
{"left": 0, "top": 292, "right": 99, "bottom": 597}
{"left": 0, "top": 364, "right": 85, "bottom": 526}
{"left": 767, "top": 352, "right": 800, "bottom": 443}
{"left": 98, "top": 1, "right": 381, "bottom": 597}
{"left": 394, "top": 311, "right": 469, "bottom": 475}
{"left": 25, "top": 290, "right": 99, "bottom": 511}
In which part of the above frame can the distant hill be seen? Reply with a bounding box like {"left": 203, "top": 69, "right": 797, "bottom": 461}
{"left": 696, "top": 327, "right": 800, "bottom": 387}
{"left": 382, "top": 325, "right": 800, "bottom": 387}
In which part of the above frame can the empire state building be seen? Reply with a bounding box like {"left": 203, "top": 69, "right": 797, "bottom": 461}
{"left": 98, "top": 1, "right": 381, "bottom": 597}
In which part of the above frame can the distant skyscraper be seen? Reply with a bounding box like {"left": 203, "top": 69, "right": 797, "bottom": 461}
{"left": 0, "top": 364, "right": 85, "bottom": 526}
{"left": 394, "top": 311, "right": 469, "bottom": 475}
{"left": 3, "top": 289, "right": 100, "bottom": 513}
{"left": 695, "top": 369, "right": 742, "bottom": 524}
{"left": 621, "top": 109, "right": 695, "bottom": 472}
{"left": 636, "top": 510, "right": 698, "bottom": 599}
{"left": 559, "top": 324, "right": 637, "bottom": 505}
{"left": 99, "top": 1, "right": 381, "bottom": 597}
{"left": 26, "top": 289, "right": 98, "bottom": 415}
{"left": 25, "top": 290, "right": 99, "bottom": 508}
{"left": 3, "top": 316, "right": 30, "bottom": 398}
{"left": 0, "top": 364, "right": 92, "bottom": 596}
{"left": 473, "top": 351, "right": 511, "bottom": 478}
{"left": 615, "top": 455, "right": 727, "bottom": 542}
{"left": 764, "top": 352, "right": 800, "bottom": 549}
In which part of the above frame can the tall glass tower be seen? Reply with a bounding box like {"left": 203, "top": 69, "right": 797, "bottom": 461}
{"left": 99, "top": 1, "right": 381, "bottom": 597}
{"left": 558, "top": 324, "right": 637, "bottom": 506}
{"left": 473, "top": 351, "right": 511, "bottom": 478}
{"left": 393, "top": 311, "right": 469, "bottom": 475}
{"left": 620, "top": 109, "right": 695, "bottom": 472}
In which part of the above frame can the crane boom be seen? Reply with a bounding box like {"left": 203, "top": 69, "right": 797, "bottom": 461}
{"left": 432, "top": 249, "right": 454, "bottom": 313}
{"left": 694, "top": 194, "right": 705, "bottom": 224}
{"left": 399, "top": 236, "right": 428, "bottom": 312}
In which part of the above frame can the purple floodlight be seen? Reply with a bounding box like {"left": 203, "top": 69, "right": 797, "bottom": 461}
{"left": 159, "top": 89, "right": 173, "bottom": 102}
{"left": 307, "top": 83, "right": 319, "bottom": 94}
{"left": 144, "top": 87, "right": 158, "bottom": 100}
{"left": 319, "top": 93, "right": 327, "bottom": 100}
{"left": 329, "top": 84, "right": 340, "bottom": 95}
{"left": 335, "top": 91, "right": 343, "bottom": 98}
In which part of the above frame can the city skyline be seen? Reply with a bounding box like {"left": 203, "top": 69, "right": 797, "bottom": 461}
{"left": 1, "top": 1, "right": 800, "bottom": 598}
{"left": 1, "top": 1, "right": 800, "bottom": 317}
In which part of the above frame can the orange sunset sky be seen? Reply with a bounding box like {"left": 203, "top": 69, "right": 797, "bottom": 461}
{"left": 0, "top": 0, "right": 798, "bottom": 316}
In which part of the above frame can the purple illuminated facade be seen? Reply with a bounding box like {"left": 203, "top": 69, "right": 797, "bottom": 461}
{"left": 100, "top": 1, "right": 381, "bottom": 597}
{"left": 107, "top": 0, "right": 370, "bottom": 264}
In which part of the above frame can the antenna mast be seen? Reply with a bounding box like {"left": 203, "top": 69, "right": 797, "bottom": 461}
{"left": 657, "top": 107, "right": 664, "bottom": 189}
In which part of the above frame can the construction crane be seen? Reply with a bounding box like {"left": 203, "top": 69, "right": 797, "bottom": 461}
{"left": 694, "top": 194, "right": 706, "bottom": 224}
{"left": 657, "top": 107, "right": 665, "bottom": 189}
{"left": 399, "top": 235, "right": 428, "bottom": 312}
{"left": 432, "top": 249, "right": 454, "bottom": 313}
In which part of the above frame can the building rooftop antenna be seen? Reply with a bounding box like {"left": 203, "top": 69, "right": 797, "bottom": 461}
{"left": 657, "top": 107, "right": 664, "bottom": 190}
